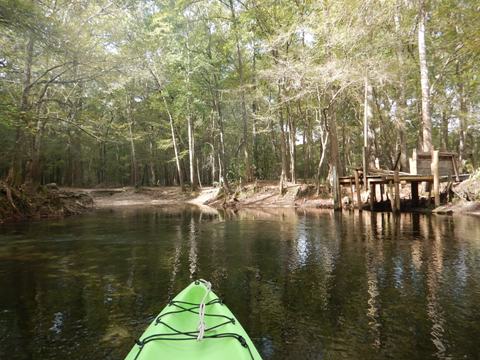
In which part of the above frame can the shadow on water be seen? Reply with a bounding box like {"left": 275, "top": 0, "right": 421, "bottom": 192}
{"left": 0, "top": 206, "right": 480, "bottom": 359}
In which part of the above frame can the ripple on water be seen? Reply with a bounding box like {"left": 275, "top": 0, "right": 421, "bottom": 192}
{"left": 1, "top": 208, "right": 480, "bottom": 359}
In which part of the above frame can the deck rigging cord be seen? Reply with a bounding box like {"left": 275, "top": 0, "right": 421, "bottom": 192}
{"left": 196, "top": 279, "right": 211, "bottom": 340}
{"left": 132, "top": 280, "right": 255, "bottom": 360}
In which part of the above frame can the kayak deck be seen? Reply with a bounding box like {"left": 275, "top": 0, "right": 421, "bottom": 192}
{"left": 125, "top": 280, "right": 262, "bottom": 360}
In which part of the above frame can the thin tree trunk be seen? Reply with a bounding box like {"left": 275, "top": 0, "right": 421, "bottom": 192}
{"left": 287, "top": 106, "right": 296, "bottom": 183}
{"left": 315, "top": 108, "right": 329, "bottom": 195}
{"left": 302, "top": 122, "right": 306, "bottom": 181}
{"left": 363, "top": 76, "right": 372, "bottom": 186}
{"left": 394, "top": 5, "right": 408, "bottom": 170}
{"left": 217, "top": 112, "right": 228, "bottom": 188}
{"left": 206, "top": 24, "right": 229, "bottom": 191}
{"left": 418, "top": 0, "right": 432, "bottom": 152}
{"left": 196, "top": 157, "right": 202, "bottom": 189}
{"left": 440, "top": 110, "right": 449, "bottom": 151}
{"left": 187, "top": 114, "right": 196, "bottom": 189}
{"left": 185, "top": 21, "right": 197, "bottom": 190}
{"left": 163, "top": 96, "right": 184, "bottom": 190}
{"left": 457, "top": 62, "right": 467, "bottom": 169}
{"left": 228, "top": 0, "right": 251, "bottom": 182}
{"left": 252, "top": 44, "right": 259, "bottom": 178}
{"left": 70, "top": 57, "right": 84, "bottom": 187}
{"left": 28, "top": 105, "right": 46, "bottom": 187}
{"left": 149, "top": 130, "right": 156, "bottom": 185}
{"left": 278, "top": 93, "right": 288, "bottom": 194}
{"left": 126, "top": 98, "right": 138, "bottom": 187}
{"left": 148, "top": 67, "right": 184, "bottom": 189}
{"left": 7, "top": 35, "right": 34, "bottom": 185}
{"left": 211, "top": 80, "right": 229, "bottom": 191}
{"left": 328, "top": 107, "right": 341, "bottom": 210}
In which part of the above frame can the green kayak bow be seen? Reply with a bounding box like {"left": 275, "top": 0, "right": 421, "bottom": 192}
{"left": 125, "top": 280, "right": 262, "bottom": 360}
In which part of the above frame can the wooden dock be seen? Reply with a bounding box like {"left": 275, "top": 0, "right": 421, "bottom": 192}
{"left": 339, "top": 150, "right": 468, "bottom": 212}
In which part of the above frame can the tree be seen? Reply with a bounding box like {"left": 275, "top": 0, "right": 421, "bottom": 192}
{"left": 418, "top": 0, "right": 432, "bottom": 152}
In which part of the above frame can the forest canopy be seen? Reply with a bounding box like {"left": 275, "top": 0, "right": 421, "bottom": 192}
{"left": 0, "top": 0, "right": 479, "bottom": 190}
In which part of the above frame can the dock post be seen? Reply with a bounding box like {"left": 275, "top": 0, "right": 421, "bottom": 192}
{"left": 447, "top": 174, "right": 452, "bottom": 202}
{"left": 332, "top": 164, "right": 341, "bottom": 211}
{"left": 452, "top": 155, "right": 460, "bottom": 182}
{"left": 349, "top": 178, "right": 354, "bottom": 208}
{"left": 369, "top": 181, "right": 375, "bottom": 210}
{"left": 432, "top": 150, "right": 440, "bottom": 207}
{"left": 354, "top": 170, "right": 362, "bottom": 210}
{"left": 388, "top": 181, "right": 395, "bottom": 211}
{"left": 394, "top": 170, "right": 400, "bottom": 212}
{"left": 411, "top": 181, "right": 419, "bottom": 207}
{"left": 410, "top": 149, "right": 417, "bottom": 175}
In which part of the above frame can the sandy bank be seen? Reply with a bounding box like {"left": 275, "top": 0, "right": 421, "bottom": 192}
{"left": 433, "top": 200, "right": 480, "bottom": 216}
{"left": 81, "top": 183, "right": 333, "bottom": 210}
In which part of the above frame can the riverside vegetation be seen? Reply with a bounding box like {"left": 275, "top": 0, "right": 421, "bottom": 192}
{"left": 0, "top": 0, "right": 479, "bottom": 220}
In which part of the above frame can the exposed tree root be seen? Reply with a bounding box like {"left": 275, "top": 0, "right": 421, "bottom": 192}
{"left": 0, "top": 182, "right": 93, "bottom": 223}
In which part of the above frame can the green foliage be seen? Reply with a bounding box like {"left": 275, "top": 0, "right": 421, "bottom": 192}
{"left": 0, "top": 0, "right": 478, "bottom": 187}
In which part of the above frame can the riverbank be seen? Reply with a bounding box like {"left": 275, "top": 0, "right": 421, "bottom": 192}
{"left": 433, "top": 170, "right": 480, "bottom": 216}
{"left": 82, "top": 182, "right": 333, "bottom": 210}
{"left": 37, "top": 182, "right": 480, "bottom": 215}
{"left": 207, "top": 181, "right": 334, "bottom": 209}
{"left": 2, "top": 178, "right": 479, "bottom": 224}
{"left": 83, "top": 187, "right": 197, "bottom": 207}
{"left": 0, "top": 182, "right": 94, "bottom": 224}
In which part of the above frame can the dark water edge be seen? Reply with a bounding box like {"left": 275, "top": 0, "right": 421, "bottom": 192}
{"left": 0, "top": 205, "right": 479, "bottom": 359}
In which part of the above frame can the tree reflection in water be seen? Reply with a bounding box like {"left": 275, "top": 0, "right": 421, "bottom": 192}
{"left": 0, "top": 206, "right": 479, "bottom": 359}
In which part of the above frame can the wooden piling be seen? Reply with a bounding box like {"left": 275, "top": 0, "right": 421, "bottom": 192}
{"left": 332, "top": 164, "right": 341, "bottom": 211}
{"left": 411, "top": 181, "right": 419, "bottom": 207}
{"left": 349, "top": 178, "right": 354, "bottom": 208}
{"left": 369, "top": 182, "right": 375, "bottom": 210}
{"left": 409, "top": 149, "right": 417, "bottom": 175}
{"left": 394, "top": 169, "right": 400, "bottom": 212}
{"left": 354, "top": 170, "right": 362, "bottom": 210}
{"left": 388, "top": 181, "right": 395, "bottom": 211}
{"left": 451, "top": 155, "right": 460, "bottom": 182}
{"left": 431, "top": 150, "right": 440, "bottom": 207}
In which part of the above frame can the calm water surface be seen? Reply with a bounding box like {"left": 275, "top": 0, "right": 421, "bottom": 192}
{"left": 1, "top": 206, "right": 480, "bottom": 359}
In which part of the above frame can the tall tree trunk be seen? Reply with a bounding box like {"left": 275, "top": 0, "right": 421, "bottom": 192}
{"left": 363, "top": 76, "right": 372, "bottom": 186}
{"left": 187, "top": 115, "right": 196, "bottom": 189}
{"left": 279, "top": 117, "right": 288, "bottom": 194}
{"left": 163, "top": 95, "right": 184, "bottom": 190}
{"left": 418, "top": 0, "right": 432, "bottom": 152}
{"left": 278, "top": 88, "right": 287, "bottom": 194}
{"left": 149, "top": 129, "right": 156, "bottom": 186}
{"left": 328, "top": 107, "right": 341, "bottom": 210}
{"left": 440, "top": 110, "right": 449, "bottom": 151}
{"left": 206, "top": 24, "right": 229, "bottom": 191}
{"left": 61, "top": 57, "right": 84, "bottom": 187}
{"left": 7, "top": 35, "right": 34, "bottom": 186}
{"left": 458, "top": 97, "right": 467, "bottom": 169}
{"left": 315, "top": 108, "right": 329, "bottom": 195}
{"left": 185, "top": 21, "right": 197, "bottom": 190}
{"left": 457, "top": 63, "right": 467, "bottom": 169}
{"left": 394, "top": 5, "right": 408, "bottom": 171}
{"left": 99, "top": 140, "right": 107, "bottom": 184}
{"left": 210, "top": 79, "right": 229, "bottom": 191}
{"left": 148, "top": 68, "right": 184, "bottom": 189}
{"left": 126, "top": 98, "right": 138, "bottom": 187}
{"left": 287, "top": 106, "right": 296, "bottom": 183}
{"left": 28, "top": 106, "right": 46, "bottom": 187}
{"left": 252, "top": 44, "right": 259, "bottom": 177}
{"left": 228, "top": 0, "right": 251, "bottom": 182}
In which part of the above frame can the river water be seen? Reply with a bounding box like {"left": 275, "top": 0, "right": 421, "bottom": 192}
{"left": 0, "top": 206, "right": 479, "bottom": 359}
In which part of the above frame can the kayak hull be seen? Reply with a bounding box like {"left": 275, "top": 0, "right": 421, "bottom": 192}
{"left": 124, "top": 281, "right": 262, "bottom": 360}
